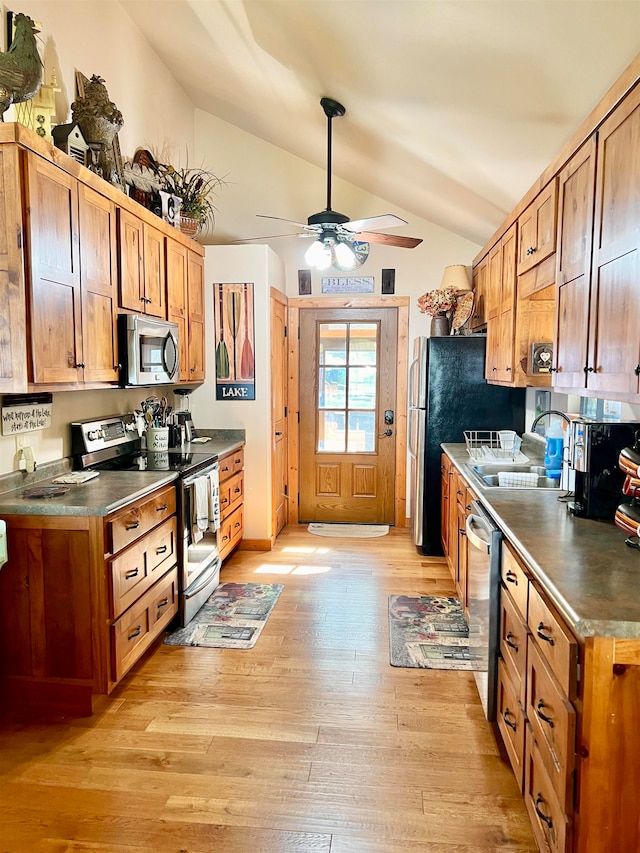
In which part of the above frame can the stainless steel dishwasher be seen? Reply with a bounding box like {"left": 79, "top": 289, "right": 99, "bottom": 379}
{"left": 465, "top": 500, "right": 503, "bottom": 721}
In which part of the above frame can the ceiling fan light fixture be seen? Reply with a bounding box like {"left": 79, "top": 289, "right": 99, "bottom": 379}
{"left": 334, "top": 240, "right": 356, "bottom": 269}
{"left": 305, "top": 238, "right": 332, "bottom": 270}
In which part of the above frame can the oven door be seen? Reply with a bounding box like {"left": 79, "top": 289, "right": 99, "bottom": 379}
{"left": 180, "top": 462, "right": 221, "bottom": 625}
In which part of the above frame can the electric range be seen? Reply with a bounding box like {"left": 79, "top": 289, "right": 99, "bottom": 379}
{"left": 71, "top": 414, "right": 221, "bottom": 626}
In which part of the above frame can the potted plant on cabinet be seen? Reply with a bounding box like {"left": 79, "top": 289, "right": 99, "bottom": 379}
{"left": 158, "top": 163, "right": 225, "bottom": 237}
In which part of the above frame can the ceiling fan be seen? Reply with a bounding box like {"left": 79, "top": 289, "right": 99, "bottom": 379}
{"left": 241, "top": 97, "right": 423, "bottom": 271}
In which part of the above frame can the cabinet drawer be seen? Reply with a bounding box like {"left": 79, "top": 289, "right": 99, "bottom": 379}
{"left": 528, "top": 583, "right": 578, "bottom": 698}
{"left": 524, "top": 730, "right": 572, "bottom": 853}
{"left": 219, "top": 470, "right": 244, "bottom": 519}
{"left": 501, "top": 542, "right": 529, "bottom": 620}
{"left": 497, "top": 658, "right": 525, "bottom": 792}
{"left": 111, "top": 566, "right": 178, "bottom": 683}
{"left": 219, "top": 504, "right": 243, "bottom": 561}
{"left": 219, "top": 447, "right": 244, "bottom": 481}
{"left": 500, "top": 585, "right": 529, "bottom": 707}
{"left": 107, "top": 484, "right": 176, "bottom": 554}
{"left": 110, "top": 517, "right": 177, "bottom": 619}
{"left": 526, "top": 639, "right": 576, "bottom": 811}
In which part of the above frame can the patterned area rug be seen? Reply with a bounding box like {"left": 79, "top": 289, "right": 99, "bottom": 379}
{"left": 164, "top": 582, "right": 283, "bottom": 649}
{"left": 308, "top": 523, "right": 389, "bottom": 538}
{"left": 388, "top": 594, "right": 484, "bottom": 670}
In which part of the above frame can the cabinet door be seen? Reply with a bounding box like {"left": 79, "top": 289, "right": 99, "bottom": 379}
{"left": 187, "top": 251, "right": 205, "bottom": 381}
{"left": 554, "top": 137, "right": 596, "bottom": 389}
{"left": 143, "top": 223, "right": 166, "bottom": 318}
{"left": 497, "top": 308, "right": 516, "bottom": 382}
{"left": 517, "top": 179, "right": 558, "bottom": 275}
{"left": 166, "top": 237, "right": 189, "bottom": 381}
{"left": 500, "top": 223, "right": 517, "bottom": 315}
{"left": 78, "top": 185, "right": 119, "bottom": 383}
{"left": 487, "top": 241, "right": 502, "bottom": 319}
{"left": 440, "top": 454, "right": 451, "bottom": 555}
{"left": 588, "top": 85, "right": 640, "bottom": 395}
{"left": 118, "top": 208, "right": 145, "bottom": 313}
{"left": 0, "top": 145, "right": 27, "bottom": 392}
{"left": 25, "top": 152, "right": 82, "bottom": 383}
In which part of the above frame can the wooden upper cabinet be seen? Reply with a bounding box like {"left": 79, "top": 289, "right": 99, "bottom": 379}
{"left": 554, "top": 136, "right": 596, "bottom": 390}
{"left": 588, "top": 82, "right": 640, "bottom": 396}
{"left": 187, "top": 251, "right": 205, "bottom": 382}
{"left": 118, "top": 209, "right": 166, "bottom": 319}
{"left": 500, "top": 223, "right": 517, "bottom": 314}
{"left": 471, "top": 254, "right": 487, "bottom": 330}
{"left": 0, "top": 144, "right": 27, "bottom": 392}
{"left": 166, "top": 237, "right": 189, "bottom": 382}
{"left": 486, "top": 222, "right": 517, "bottom": 384}
{"left": 517, "top": 178, "right": 558, "bottom": 275}
{"left": 487, "top": 241, "right": 502, "bottom": 320}
{"left": 78, "top": 185, "right": 119, "bottom": 383}
{"left": 24, "top": 151, "right": 82, "bottom": 384}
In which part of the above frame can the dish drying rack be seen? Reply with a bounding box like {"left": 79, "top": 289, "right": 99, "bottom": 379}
{"left": 464, "top": 430, "right": 529, "bottom": 463}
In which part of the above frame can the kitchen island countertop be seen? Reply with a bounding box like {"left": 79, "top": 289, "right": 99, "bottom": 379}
{"left": 443, "top": 442, "right": 640, "bottom": 641}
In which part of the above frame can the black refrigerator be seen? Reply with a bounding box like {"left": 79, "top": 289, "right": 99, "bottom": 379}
{"left": 408, "top": 335, "right": 525, "bottom": 555}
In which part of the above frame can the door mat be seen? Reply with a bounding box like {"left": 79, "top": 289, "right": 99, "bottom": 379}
{"left": 164, "top": 583, "right": 283, "bottom": 649}
{"left": 388, "top": 594, "right": 484, "bottom": 670}
{"left": 307, "top": 523, "right": 389, "bottom": 538}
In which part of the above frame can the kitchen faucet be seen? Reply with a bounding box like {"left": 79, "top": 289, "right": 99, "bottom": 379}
{"left": 530, "top": 409, "right": 571, "bottom": 433}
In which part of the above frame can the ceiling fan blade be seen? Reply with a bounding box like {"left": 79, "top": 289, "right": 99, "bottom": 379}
{"left": 343, "top": 214, "right": 409, "bottom": 233}
{"left": 356, "top": 231, "right": 423, "bottom": 249}
{"left": 257, "top": 214, "right": 313, "bottom": 230}
{"left": 232, "top": 232, "right": 310, "bottom": 243}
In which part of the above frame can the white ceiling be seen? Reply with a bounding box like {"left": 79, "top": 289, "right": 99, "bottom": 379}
{"left": 120, "top": 0, "right": 640, "bottom": 247}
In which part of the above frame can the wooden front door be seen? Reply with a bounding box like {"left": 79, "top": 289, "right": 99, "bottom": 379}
{"left": 299, "top": 307, "right": 397, "bottom": 523}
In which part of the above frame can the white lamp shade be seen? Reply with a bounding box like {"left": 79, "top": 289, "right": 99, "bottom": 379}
{"left": 440, "top": 264, "right": 471, "bottom": 292}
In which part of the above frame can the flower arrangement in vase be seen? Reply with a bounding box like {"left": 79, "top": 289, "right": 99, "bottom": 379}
{"left": 158, "top": 163, "right": 226, "bottom": 236}
{"left": 417, "top": 286, "right": 458, "bottom": 336}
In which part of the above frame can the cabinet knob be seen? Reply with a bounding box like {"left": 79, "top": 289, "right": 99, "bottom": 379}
{"left": 635, "top": 364, "right": 640, "bottom": 376}
{"left": 115, "top": 363, "right": 122, "bottom": 371}
{"left": 492, "top": 366, "right": 497, "bottom": 372}
{"left": 584, "top": 365, "right": 594, "bottom": 373}
{"left": 549, "top": 366, "right": 557, "bottom": 372}
{"left": 76, "top": 362, "right": 85, "bottom": 368}
{"left": 526, "top": 246, "right": 536, "bottom": 256}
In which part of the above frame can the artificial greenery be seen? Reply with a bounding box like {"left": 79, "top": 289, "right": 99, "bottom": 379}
{"left": 158, "top": 164, "right": 225, "bottom": 230}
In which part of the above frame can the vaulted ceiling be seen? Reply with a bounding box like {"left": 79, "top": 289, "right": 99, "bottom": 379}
{"left": 121, "top": 0, "right": 640, "bottom": 246}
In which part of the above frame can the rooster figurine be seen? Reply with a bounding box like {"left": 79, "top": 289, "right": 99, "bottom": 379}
{"left": 0, "top": 13, "right": 42, "bottom": 121}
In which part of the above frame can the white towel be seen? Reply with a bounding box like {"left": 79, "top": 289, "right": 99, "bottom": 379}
{"left": 208, "top": 468, "right": 220, "bottom": 532}
{"left": 191, "top": 476, "right": 210, "bottom": 544}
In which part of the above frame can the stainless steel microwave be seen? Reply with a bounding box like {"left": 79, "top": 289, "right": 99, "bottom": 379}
{"left": 118, "top": 314, "right": 179, "bottom": 386}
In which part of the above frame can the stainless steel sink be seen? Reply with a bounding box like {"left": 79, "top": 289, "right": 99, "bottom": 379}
{"left": 464, "top": 462, "right": 561, "bottom": 490}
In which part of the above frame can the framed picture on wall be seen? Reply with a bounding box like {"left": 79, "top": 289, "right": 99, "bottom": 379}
{"left": 214, "top": 283, "right": 255, "bottom": 401}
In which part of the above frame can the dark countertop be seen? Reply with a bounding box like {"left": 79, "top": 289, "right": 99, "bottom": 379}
{"left": 0, "top": 431, "right": 244, "bottom": 518}
{"left": 442, "top": 442, "right": 640, "bottom": 642}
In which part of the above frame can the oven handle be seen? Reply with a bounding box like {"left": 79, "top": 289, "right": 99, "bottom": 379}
{"left": 184, "top": 559, "right": 221, "bottom": 598}
{"left": 182, "top": 462, "right": 219, "bottom": 487}
{"left": 465, "top": 513, "right": 491, "bottom": 553}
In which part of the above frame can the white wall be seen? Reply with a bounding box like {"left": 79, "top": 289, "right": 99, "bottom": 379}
{"left": 194, "top": 245, "right": 285, "bottom": 541}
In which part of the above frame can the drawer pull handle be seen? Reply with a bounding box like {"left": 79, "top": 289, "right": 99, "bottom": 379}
{"left": 157, "top": 597, "right": 169, "bottom": 609}
{"left": 536, "top": 699, "right": 555, "bottom": 728}
{"left": 220, "top": 497, "right": 229, "bottom": 506}
{"left": 505, "top": 632, "right": 519, "bottom": 652}
{"left": 156, "top": 504, "right": 168, "bottom": 512}
{"left": 125, "top": 521, "right": 140, "bottom": 531}
{"left": 221, "top": 466, "right": 230, "bottom": 473}
{"left": 536, "top": 622, "right": 555, "bottom": 645}
{"left": 534, "top": 794, "right": 553, "bottom": 830}
{"left": 156, "top": 545, "right": 168, "bottom": 554}
{"left": 234, "top": 487, "right": 241, "bottom": 494}
{"left": 503, "top": 708, "right": 517, "bottom": 731}
{"left": 457, "top": 489, "right": 463, "bottom": 496}
{"left": 235, "top": 457, "right": 242, "bottom": 464}
{"left": 234, "top": 521, "right": 241, "bottom": 529}
{"left": 125, "top": 568, "right": 139, "bottom": 579}
{"left": 505, "top": 570, "right": 518, "bottom": 585}
{"left": 128, "top": 626, "right": 142, "bottom": 640}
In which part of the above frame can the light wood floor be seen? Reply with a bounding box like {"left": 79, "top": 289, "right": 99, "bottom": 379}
{"left": 0, "top": 525, "right": 537, "bottom": 852}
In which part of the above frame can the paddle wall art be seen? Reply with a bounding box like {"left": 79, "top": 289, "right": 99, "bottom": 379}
{"left": 213, "top": 282, "right": 255, "bottom": 400}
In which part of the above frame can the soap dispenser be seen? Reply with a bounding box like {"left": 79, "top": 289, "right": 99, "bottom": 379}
{"left": 544, "top": 419, "right": 564, "bottom": 482}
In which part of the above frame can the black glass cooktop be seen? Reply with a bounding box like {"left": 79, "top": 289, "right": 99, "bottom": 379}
{"left": 93, "top": 450, "right": 217, "bottom": 474}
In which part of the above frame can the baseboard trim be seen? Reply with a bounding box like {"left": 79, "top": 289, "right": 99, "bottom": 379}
{"left": 238, "top": 538, "right": 272, "bottom": 551}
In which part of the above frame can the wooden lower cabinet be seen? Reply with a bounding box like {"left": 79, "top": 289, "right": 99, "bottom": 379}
{"left": 218, "top": 446, "right": 245, "bottom": 561}
{"left": 0, "top": 482, "right": 178, "bottom": 716}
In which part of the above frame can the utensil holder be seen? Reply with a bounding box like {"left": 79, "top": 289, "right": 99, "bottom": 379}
{"left": 146, "top": 426, "right": 169, "bottom": 450}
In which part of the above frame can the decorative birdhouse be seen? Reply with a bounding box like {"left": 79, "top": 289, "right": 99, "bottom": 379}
{"left": 51, "top": 122, "right": 90, "bottom": 166}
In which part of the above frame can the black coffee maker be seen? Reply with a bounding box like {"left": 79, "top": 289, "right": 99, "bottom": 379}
{"left": 568, "top": 420, "right": 640, "bottom": 519}
{"left": 172, "top": 388, "right": 195, "bottom": 445}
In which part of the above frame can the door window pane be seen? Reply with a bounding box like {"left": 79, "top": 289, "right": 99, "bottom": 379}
{"left": 319, "top": 367, "right": 346, "bottom": 408}
{"left": 348, "top": 366, "right": 376, "bottom": 409}
{"left": 348, "top": 323, "right": 377, "bottom": 365}
{"left": 318, "top": 411, "right": 345, "bottom": 452}
{"left": 319, "top": 324, "right": 347, "bottom": 365}
{"left": 348, "top": 411, "right": 375, "bottom": 451}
